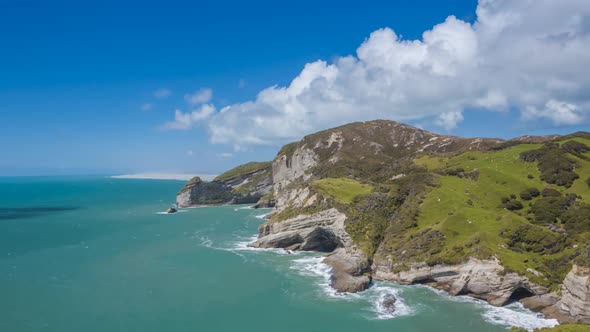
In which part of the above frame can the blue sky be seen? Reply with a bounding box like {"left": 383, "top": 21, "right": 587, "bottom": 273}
{"left": 1, "top": 0, "right": 588, "bottom": 176}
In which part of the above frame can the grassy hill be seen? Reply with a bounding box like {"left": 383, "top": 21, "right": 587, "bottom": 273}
{"left": 278, "top": 131, "right": 590, "bottom": 290}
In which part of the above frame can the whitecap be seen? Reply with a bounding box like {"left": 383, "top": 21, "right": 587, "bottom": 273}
{"left": 290, "top": 256, "right": 360, "bottom": 299}
{"left": 368, "top": 286, "right": 413, "bottom": 319}
{"left": 419, "top": 285, "right": 559, "bottom": 330}
{"left": 229, "top": 235, "right": 298, "bottom": 255}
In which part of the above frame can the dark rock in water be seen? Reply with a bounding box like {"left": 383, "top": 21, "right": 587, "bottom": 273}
{"left": 380, "top": 294, "right": 397, "bottom": 315}
{"left": 167, "top": 208, "right": 177, "bottom": 214}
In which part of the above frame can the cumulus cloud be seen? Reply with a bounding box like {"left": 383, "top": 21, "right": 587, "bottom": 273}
{"left": 170, "top": 0, "right": 590, "bottom": 147}
{"left": 435, "top": 111, "right": 464, "bottom": 131}
{"left": 523, "top": 100, "right": 584, "bottom": 125}
{"left": 185, "top": 88, "right": 213, "bottom": 105}
{"left": 154, "top": 88, "right": 172, "bottom": 99}
{"left": 162, "top": 104, "right": 216, "bottom": 130}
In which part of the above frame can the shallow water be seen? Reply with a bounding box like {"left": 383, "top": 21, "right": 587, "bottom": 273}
{"left": 0, "top": 176, "right": 558, "bottom": 331}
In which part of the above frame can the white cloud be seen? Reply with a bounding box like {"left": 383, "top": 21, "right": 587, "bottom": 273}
{"left": 170, "top": 0, "right": 590, "bottom": 147}
{"left": 217, "top": 152, "right": 233, "bottom": 158}
{"left": 523, "top": 100, "right": 584, "bottom": 125}
{"left": 141, "top": 103, "right": 153, "bottom": 111}
{"left": 154, "top": 88, "right": 172, "bottom": 99}
{"left": 162, "top": 104, "right": 216, "bottom": 130}
{"left": 186, "top": 150, "right": 194, "bottom": 156}
{"left": 435, "top": 111, "right": 464, "bottom": 131}
{"left": 185, "top": 88, "right": 213, "bottom": 105}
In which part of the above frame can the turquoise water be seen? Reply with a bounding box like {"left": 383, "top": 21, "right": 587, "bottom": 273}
{"left": 0, "top": 176, "right": 558, "bottom": 332}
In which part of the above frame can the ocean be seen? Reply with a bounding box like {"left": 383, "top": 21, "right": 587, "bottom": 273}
{"left": 0, "top": 176, "right": 558, "bottom": 331}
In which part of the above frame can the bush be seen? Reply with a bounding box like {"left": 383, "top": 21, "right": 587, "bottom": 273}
{"left": 530, "top": 196, "right": 568, "bottom": 224}
{"left": 520, "top": 187, "right": 540, "bottom": 201}
{"left": 586, "top": 176, "right": 590, "bottom": 188}
{"left": 520, "top": 143, "right": 579, "bottom": 188}
{"left": 501, "top": 199, "right": 524, "bottom": 211}
{"left": 562, "top": 140, "right": 590, "bottom": 154}
{"left": 561, "top": 203, "right": 590, "bottom": 234}
{"left": 501, "top": 224, "right": 564, "bottom": 255}
{"left": 542, "top": 187, "right": 562, "bottom": 197}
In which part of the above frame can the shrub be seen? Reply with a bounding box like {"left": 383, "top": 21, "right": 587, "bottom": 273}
{"left": 530, "top": 196, "right": 568, "bottom": 224}
{"left": 501, "top": 199, "right": 524, "bottom": 211}
{"left": 542, "top": 187, "right": 562, "bottom": 197}
{"left": 562, "top": 140, "right": 590, "bottom": 154}
{"left": 561, "top": 203, "right": 590, "bottom": 234}
{"left": 520, "top": 143, "right": 579, "bottom": 188}
{"left": 501, "top": 224, "right": 564, "bottom": 254}
{"left": 527, "top": 174, "right": 534, "bottom": 179}
{"left": 520, "top": 187, "right": 540, "bottom": 201}
{"left": 586, "top": 176, "right": 590, "bottom": 188}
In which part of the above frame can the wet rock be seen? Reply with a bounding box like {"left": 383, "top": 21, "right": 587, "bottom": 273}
{"left": 380, "top": 294, "right": 397, "bottom": 315}
{"left": 166, "top": 208, "right": 177, "bottom": 214}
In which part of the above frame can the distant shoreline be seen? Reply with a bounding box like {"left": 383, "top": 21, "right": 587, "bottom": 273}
{"left": 110, "top": 173, "right": 217, "bottom": 181}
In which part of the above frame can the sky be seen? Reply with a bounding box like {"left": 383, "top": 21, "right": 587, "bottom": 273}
{"left": 1, "top": 0, "right": 589, "bottom": 176}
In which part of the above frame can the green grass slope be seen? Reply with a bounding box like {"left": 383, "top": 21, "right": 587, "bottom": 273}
{"left": 376, "top": 138, "right": 590, "bottom": 288}
{"left": 214, "top": 161, "right": 272, "bottom": 182}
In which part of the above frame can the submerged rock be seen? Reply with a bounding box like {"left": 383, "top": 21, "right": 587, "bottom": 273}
{"left": 380, "top": 294, "right": 397, "bottom": 315}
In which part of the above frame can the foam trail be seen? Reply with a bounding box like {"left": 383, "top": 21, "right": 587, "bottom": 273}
{"left": 290, "top": 256, "right": 360, "bottom": 299}
{"left": 230, "top": 235, "right": 297, "bottom": 255}
{"left": 368, "top": 286, "right": 413, "bottom": 319}
{"left": 419, "top": 286, "right": 559, "bottom": 330}
{"left": 255, "top": 212, "right": 270, "bottom": 219}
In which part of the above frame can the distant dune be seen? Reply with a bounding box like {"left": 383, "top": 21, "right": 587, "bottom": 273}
{"left": 111, "top": 173, "right": 217, "bottom": 181}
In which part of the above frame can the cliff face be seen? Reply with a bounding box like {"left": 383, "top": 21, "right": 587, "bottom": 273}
{"left": 553, "top": 265, "right": 590, "bottom": 324}
{"left": 176, "top": 162, "right": 273, "bottom": 207}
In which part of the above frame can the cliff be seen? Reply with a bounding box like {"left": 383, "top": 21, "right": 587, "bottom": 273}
{"left": 176, "top": 161, "right": 272, "bottom": 207}
{"left": 178, "top": 120, "right": 590, "bottom": 324}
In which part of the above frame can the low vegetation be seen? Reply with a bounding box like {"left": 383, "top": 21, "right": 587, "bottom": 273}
{"left": 214, "top": 161, "right": 272, "bottom": 182}
{"left": 311, "top": 178, "right": 373, "bottom": 204}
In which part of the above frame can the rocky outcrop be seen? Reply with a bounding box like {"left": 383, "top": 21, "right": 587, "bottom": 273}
{"left": 324, "top": 247, "right": 371, "bottom": 292}
{"left": 550, "top": 265, "right": 590, "bottom": 323}
{"left": 379, "top": 294, "right": 398, "bottom": 315}
{"left": 249, "top": 208, "right": 372, "bottom": 292}
{"left": 176, "top": 177, "right": 233, "bottom": 207}
{"left": 176, "top": 162, "right": 273, "bottom": 207}
{"left": 250, "top": 208, "right": 348, "bottom": 251}
{"left": 373, "top": 258, "right": 548, "bottom": 306}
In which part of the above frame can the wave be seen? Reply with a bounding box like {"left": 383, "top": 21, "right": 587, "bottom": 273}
{"left": 255, "top": 212, "right": 270, "bottom": 219}
{"left": 462, "top": 296, "right": 558, "bottom": 330}
{"left": 230, "top": 235, "right": 297, "bottom": 255}
{"left": 368, "top": 286, "right": 413, "bottom": 320}
{"left": 290, "top": 256, "right": 361, "bottom": 300}
{"left": 417, "top": 285, "right": 559, "bottom": 330}
{"left": 155, "top": 209, "right": 188, "bottom": 215}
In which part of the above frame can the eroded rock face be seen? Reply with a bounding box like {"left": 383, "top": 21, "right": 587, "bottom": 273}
{"left": 176, "top": 177, "right": 233, "bottom": 207}
{"left": 250, "top": 208, "right": 348, "bottom": 251}
{"left": 324, "top": 247, "right": 372, "bottom": 293}
{"left": 176, "top": 164, "right": 273, "bottom": 207}
{"left": 249, "top": 208, "right": 372, "bottom": 293}
{"left": 373, "top": 258, "right": 548, "bottom": 306}
{"left": 552, "top": 265, "right": 590, "bottom": 323}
